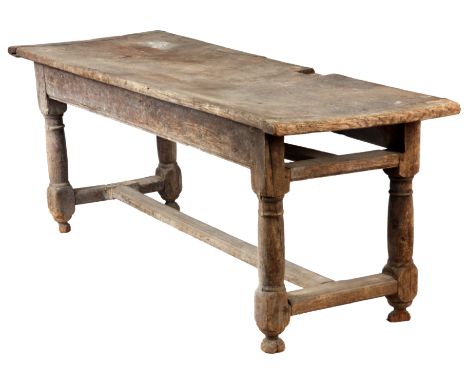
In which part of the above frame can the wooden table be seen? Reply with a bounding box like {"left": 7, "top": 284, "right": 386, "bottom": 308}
{"left": 9, "top": 31, "right": 460, "bottom": 353}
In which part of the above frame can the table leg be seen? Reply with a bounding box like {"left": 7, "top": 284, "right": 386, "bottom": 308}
{"left": 156, "top": 136, "right": 182, "bottom": 210}
{"left": 251, "top": 134, "right": 290, "bottom": 353}
{"left": 42, "top": 100, "right": 75, "bottom": 233}
{"left": 383, "top": 174, "right": 418, "bottom": 321}
{"left": 255, "top": 195, "right": 290, "bottom": 353}
{"left": 382, "top": 122, "right": 420, "bottom": 322}
{"left": 35, "top": 64, "right": 75, "bottom": 233}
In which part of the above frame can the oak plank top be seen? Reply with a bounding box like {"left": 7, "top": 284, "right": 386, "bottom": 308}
{"left": 9, "top": 31, "right": 460, "bottom": 135}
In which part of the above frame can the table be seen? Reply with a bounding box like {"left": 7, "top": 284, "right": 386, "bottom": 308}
{"left": 9, "top": 31, "right": 460, "bottom": 353}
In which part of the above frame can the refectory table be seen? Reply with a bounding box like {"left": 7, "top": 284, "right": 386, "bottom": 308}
{"left": 8, "top": 31, "right": 460, "bottom": 353}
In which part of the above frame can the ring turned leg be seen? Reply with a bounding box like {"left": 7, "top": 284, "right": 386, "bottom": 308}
{"left": 43, "top": 101, "right": 75, "bottom": 233}
{"left": 255, "top": 195, "right": 290, "bottom": 353}
{"left": 156, "top": 136, "right": 182, "bottom": 210}
{"left": 382, "top": 122, "right": 420, "bottom": 322}
{"left": 251, "top": 134, "right": 290, "bottom": 353}
{"left": 35, "top": 64, "right": 75, "bottom": 233}
{"left": 383, "top": 174, "right": 418, "bottom": 322}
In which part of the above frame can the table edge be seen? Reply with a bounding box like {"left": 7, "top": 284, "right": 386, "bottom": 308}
{"left": 8, "top": 37, "right": 461, "bottom": 136}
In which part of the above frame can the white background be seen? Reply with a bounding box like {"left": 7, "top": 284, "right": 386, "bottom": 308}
{"left": 1, "top": 1, "right": 466, "bottom": 381}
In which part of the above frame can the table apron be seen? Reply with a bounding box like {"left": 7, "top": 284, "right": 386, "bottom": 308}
{"left": 40, "top": 64, "right": 260, "bottom": 168}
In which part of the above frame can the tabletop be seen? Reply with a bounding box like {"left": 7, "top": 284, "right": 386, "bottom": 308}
{"left": 9, "top": 30, "right": 460, "bottom": 135}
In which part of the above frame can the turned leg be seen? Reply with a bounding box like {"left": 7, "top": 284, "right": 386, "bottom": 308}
{"left": 255, "top": 195, "right": 290, "bottom": 353}
{"left": 35, "top": 64, "right": 75, "bottom": 233}
{"left": 383, "top": 175, "right": 418, "bottom": 322}
{"left": 156, "top": 136, "right": 182, "bottom": 210}
{"left": 382, "top": 122, "right": 420, "bottom": 322}
{"left": 43, "top": 104, "right": 75, "bottom": 233}
{"left": 251, "top": 134, "right": 290, "bottom": 353}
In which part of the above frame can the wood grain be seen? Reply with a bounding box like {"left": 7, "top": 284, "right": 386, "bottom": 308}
{"left": 335, "top": 124, "right": 405, "bottom": 149}
{"left": 110, "top": 185, "right": 329, "bottom": 288}
{"left": 74, "top": 175, "right": 163, "bottom": 205}
{"left": 251, "top": 135, "right": 291, "bottom": 353}
{"left": 284, "top": 143, "right": 336, "bottom": 161}
{"left": 398, "top": 121, "right": 421, "bottom": 177}
{"left": 9, "top": 31, "right": 462, "bottom": 353}
{"left": 35, "top": 64, "right": 75, "bottom": 233}
{"left": 287, "top": 150, "right": 401, "bottom": 181}
{"left": 288, "top": 274, "right": 397, "bottom": 315}
{"left": 10, "top": 31, "right": 460, "bottom": 135}
{"left": 255, "top": 195, "right": 290, "bottom": 353}
{"left": 42, "top": 65, "right": 261, "bottom": 168}
{"left": 383, "top": 123, "right": 420, "bottom": 322}
{"left": 383, "top": 176, "right": 418, "bottom": 322}
{"left": 156, "top": 137, "right": 182, "bottom": 210}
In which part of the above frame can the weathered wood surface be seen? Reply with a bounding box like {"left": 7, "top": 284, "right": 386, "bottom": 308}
{"left": 287, "top": 150, "right": 401, "bottom": 181}
{"left": 9, "top": 31, "right": 462, "bottom": 353}
{"left": 397, "top": 121, "right": 421, "bottom": 177}
{"left": 35, "top": 65, "right": 75, "bottom": 233}
{"left": 111, "top": 185, "right": 329, "bottom": 288}
{"left": 156, "top": 137, "right": 182, "bottom": 210}
{"left": 335, "top": 124, "right": 405, "bottom": 149}
{"left": 250, "top": 135, "right": 290, "bottom": 353}
{"left": 255, "top": 195, "right": 290, "bottom": 353}
{"left": 383, "top": 175, "right": 417, "bottom": 322}
{"left": 74, "top": 175, "right": 163, "bottom": 205}
{"left": 382, "top": 122, "right": 420, "bottom": 322}
{"left": 284, "top": 143, "right": 336, "bottom": 161}
{"left": 288, "top": 274, "right": 397, "bottom": 315}
{"left": 42, "top": 65, "right": 260, "bottom": 168}
{"left": 9, "top": 31, "right": 460, "bottom": 135}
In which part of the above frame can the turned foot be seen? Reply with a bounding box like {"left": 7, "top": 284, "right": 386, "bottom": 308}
{"left": 165, "top": 201, "right": 180, "bottom": 210}
{"left": 58, "top": 222, "right": 71, "bottom": 233}
{"left": 261, "top": 336, "right": 285, "bottom": 354}
{"left": 387, "top": 303, "right": 411, "bottom": 322}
